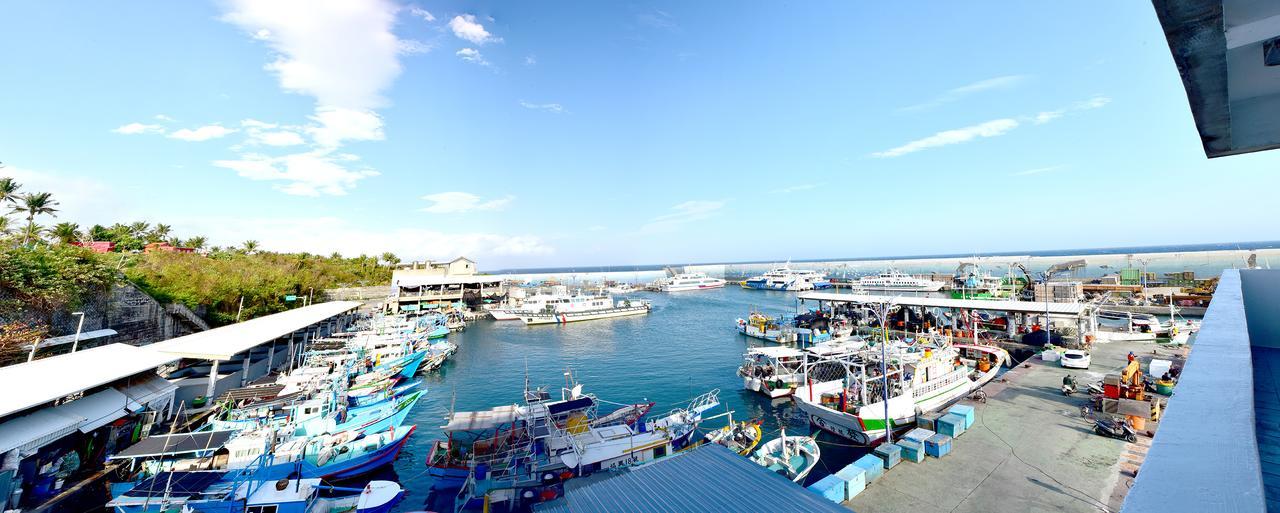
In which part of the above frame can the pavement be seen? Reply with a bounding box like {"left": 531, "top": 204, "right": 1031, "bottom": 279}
{"left": 844, "top": 338, "right": 1190, "bottom": 513}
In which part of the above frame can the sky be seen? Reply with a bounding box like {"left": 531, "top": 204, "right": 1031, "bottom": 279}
{"left": 1, "top": 1, "right": 1278, "bottom": 270}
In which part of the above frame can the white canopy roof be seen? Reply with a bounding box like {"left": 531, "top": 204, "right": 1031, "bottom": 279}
{"left": 0, "top": 408, "right": 82, "bottom": 455}
{"left": 395, "top": 275, "right": 503, "bottom": 287}
{"left": 747, "top": 346, "right": 804, "bottom": 358}
{"left": 147, "top": 301, "right": 360, "bottom": 360}
{"left": 0, "top": 344, "right": 177, "bottom": 419}
{"left": 57, "top": 388, "right": 137, "bottom": 433}
{"left": 441, "top": 405, "right": 520, "bottom": 432}
{"left": 798, "top": 292, "right": 1089, "bottom": 316}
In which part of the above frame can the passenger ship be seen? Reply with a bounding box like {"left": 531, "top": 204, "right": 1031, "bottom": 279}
{"left": 517, "top": 293, "right": 651, "bottom": 325}
{"left": 658, "top": 272, "right": 726, "bottom": 292}
{"left": 792, "top": 341, "right": 1008, "bottom": 445}
{"left": 856, "top": 269, "right": 945, "bottom": 292}
{"left": 742, "top": 266, "right": 833, "bottom": 291}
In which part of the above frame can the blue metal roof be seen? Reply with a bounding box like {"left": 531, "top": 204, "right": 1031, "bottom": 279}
{"left": 534, "top": 444, "right": 852, "bottom": 513}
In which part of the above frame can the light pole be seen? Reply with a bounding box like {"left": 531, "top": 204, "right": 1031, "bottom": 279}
{"left": 867, "top": 298, "right": 897, "bottom": 445}
{"left": 69, "top": 312, "right": 85, "bottom": 353}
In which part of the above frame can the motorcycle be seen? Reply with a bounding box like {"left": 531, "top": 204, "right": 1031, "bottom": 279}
{"left": 1061, "top": 375, "right": 1078, "bottom": 396}
{"left": 1094, "top": 416, "right": 1138, "bottom": 443}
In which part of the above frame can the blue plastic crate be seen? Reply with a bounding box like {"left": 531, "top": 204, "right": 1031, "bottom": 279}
{"left": 948, "top": 404, "right": 976, "bottom": 429}
{"left": 917, "top": 411, "right": 944, "bottom": 432}
{"left": 902, "top": 427, "right": 935, "bottom": 444}
{"left": 938, "top": 412, "right": 967, "bottom": 438}
{"left": 924, "top": 433, "right": 952, "bottom": 458}
{"left": 851, "top": 454, "right": 885, "bottom": 483}
{"left": 808, "top": 474, "right": 846, "bottom": 503}
{"left": 895, "top": 438, "right": 925, "bottom": 463}
{"left": 873, "top": 442, "right": 902, "bottom": 469}
{"left": 835, "top": 464, "right": 867, "bottom": 500}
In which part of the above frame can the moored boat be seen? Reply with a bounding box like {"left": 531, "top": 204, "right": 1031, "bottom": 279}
{"left": 658, "top": 272, "right": 726, "bottom": 292}
{"left": 751, "top": 429, "right": 820, "bottom": 483}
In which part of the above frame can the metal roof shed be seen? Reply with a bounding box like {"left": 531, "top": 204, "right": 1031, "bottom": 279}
{"left": 534, "top": 444, "right": 850, "bottom": 513}
{"left": 147, "top": 301, "right": 361, "bottom": 360}
{"left": 0, "top": 343, "right": 178, "bottom": 419}
{"left": 797, "top": 292, "right": 1089, "bottom": 316}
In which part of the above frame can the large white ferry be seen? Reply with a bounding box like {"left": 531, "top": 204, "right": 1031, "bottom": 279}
{"left": 792, "top": 341, "right": 1008, "bottom": 445}
{"left": 659, "top": 272, "right": 726, "bottom": 292}
{"left": 490, "top": 286, "right": 571, "bottom": 321}
{"left": 742, "top": 266, "right": 832, "bottom": 291}
{"left": 517, "top": 292, "right": 651, "bottom": 325}
{"left": 856, "top": 269, "right": 946, "bottom": 292}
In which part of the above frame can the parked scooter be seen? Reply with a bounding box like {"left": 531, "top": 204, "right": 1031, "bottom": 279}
{"left": 1062, "top": 375, "right": 1078, "bottom": 396}
{"left": 1094, "top": 416, "right": 1138, "bottom": 442}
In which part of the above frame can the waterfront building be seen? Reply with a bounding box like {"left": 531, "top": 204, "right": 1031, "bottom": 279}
{"left": 389, "top": 257, "right": 505, "bottom": 312}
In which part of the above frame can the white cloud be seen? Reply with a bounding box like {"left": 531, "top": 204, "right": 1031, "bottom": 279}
{"left": 168, "top": 124, "right": 237, "bottom": 141}
{"left": 642, "top": 200, "right": 725, "bottom": 232}
{"left": 1033, "top": 110, "right": 1064, "bottom": 125}
{"left": 773, "top": 184, "right": 817, "bottom": 194}
{"left": 873, "top": 118, "right": 1019, "bottom": 158}
{"left": 524, "top": 55, "right": 537, "bottom": 66}
{"left": 252, "top": 130, "right": 306, "bottom": 147}
{"left": 213, "top": 151, "right": 379, "bottom": 196}
{"left": 421, "top": 192, "right": 514, "bottom": 214}
{"left": 240, "top": 119, "right": 277, "bottom": 129}
{"left": 307, "top": 107, "right": 385, "bottom": 148}
{"left": 1, "top": 167, "right": 125, "bottom": 224}
{"left": 456, "top": 48, "right": 491, "bottom": 66}
{"left": 900, "top": 75, "right": 1028, "bottom": 112}
{"left": 397, "top": 39, "right": 434, "bottom": 55}
{"left": 1012, "top": 165, "right": 1067, "bottom": 176}
{"left": 222, "top": 0, "right": 403, "bottom": 111}
{"left": 637, "top": 10, "right": 676, "bottom": 30}
{"left": 1075, "top": 96, "right": 1112, "bottom": 110}
{"left": 409, "top": 6, "right": 435, "bottom": 22}
{"left": 112, "top": 123, "right": 165, "bottom": 135}
{"left": 519, "top": 100, "right": 565, "bottom": 114}
{"left": 448, "top": 14, "right": 501, "bottom": 45}
{"left": 153, "top": 114, "right": 175, "bottom": 122}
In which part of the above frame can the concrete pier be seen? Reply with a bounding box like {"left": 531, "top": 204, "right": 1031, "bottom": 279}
{"left": 845, "top": 338, "right": 1188, "bottom": 513}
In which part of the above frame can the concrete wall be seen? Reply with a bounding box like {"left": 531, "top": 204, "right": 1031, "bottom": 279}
{"left": 1242, "top": 270, "right": 1280, "bottom": 349}
{"left": 1122, "top": 269, "right": 1266, "bottom": 512}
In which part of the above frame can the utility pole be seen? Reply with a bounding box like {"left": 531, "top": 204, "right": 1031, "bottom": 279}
{"left": 867, "top": 298, "right": 898, "bottom": 445}
{"left": 236, "top": 295, "right": 245, "bottom": 322}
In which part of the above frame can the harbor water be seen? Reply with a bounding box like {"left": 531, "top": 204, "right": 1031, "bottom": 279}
{"left": 388, "top": 286, "right": 868, "bottom": 511}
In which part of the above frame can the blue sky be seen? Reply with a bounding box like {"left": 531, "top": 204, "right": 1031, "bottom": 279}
{"left": 1, "top": 1, "right": 1277, "bottom": 270}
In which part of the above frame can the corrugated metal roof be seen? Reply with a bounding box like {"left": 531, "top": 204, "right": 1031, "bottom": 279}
{"left": 533, "top": 444, "right": 850, "bottom": 513}
{"left": 147, "top": 301, "right": 360, "bottom": 360}
{"left": 0, "top": 343, "right": 178, "bottom": 419}
{"left": 798, "top": 292, "right": 1088, "bottom": 316}
{"left": 394, "top": 275, "right": 504, "bottom": 287}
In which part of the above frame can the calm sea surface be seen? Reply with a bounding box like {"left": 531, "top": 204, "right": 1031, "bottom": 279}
{"left": 382, "top": 286, "right": 867, "bottom": 511}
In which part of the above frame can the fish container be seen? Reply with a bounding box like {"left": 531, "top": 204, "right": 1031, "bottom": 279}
{"left": 902, "top": 427, "right": 935, "bottom": 444}
{"left": 917, "top": 412, "right": 944, "bottom": 432}
{"left": 895, "top": 439, "right": 925, "bottom": 463}
{"left": 852, "top": 454, "right": 885, "bottom": 483}
{"left": 924, "top": 434, "right": 952, "bottom": 458}
{"left": 873, "top": 443, "right": 902, "bottom": 469}
{"left": 834, "top": 464, "right": 868, "bottom": 500}
{"left": 807, "top": 474, "right": 846, "bottom": 503}
{"left": 948, "top": 404, "right": 976, "bottom": 429}
{"left": 938, "top": 413, "right": 967, "bottom": 438}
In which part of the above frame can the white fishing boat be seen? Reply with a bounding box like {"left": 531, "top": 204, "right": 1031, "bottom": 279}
{"left": 857, "top": 269, "right": 945, "bottom": 292}
{"left": 491, "top": 285, "right": 575, "bottom": 320}
{"left": 659, "top": 272, "right": 726, "bottom": 292}
{"left": 742, "top": 265, "right": 832, "bottom": 291}
{"left": 606, "top": 283, "right": 638, "bottom": 294}
{"left": 751, "top": 428, "right": 820, "bottom": 483}
{"left": 793, "top": 340, "right": 1008, "bottom": 445}
{"left": 517, "top": 294, "right": 651, "bottom": 325}
{"left": 739, "top": 346, "right": 807, "bottom": 398}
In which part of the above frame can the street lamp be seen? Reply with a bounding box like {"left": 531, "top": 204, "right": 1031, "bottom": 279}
{"left": 866, "top": 298, "right": 897, "bottom": 445}
{"left": 69, "top": 312, "right": 85, "bottom": 353}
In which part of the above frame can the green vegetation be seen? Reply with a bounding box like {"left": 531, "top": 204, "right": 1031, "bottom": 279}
{"left": 0, "top": 173, "right": 394, "bottom": 330}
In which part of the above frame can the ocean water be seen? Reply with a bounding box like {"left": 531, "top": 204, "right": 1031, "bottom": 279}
{"left": 383, "top": 286, "right": 866, "bottom": 511}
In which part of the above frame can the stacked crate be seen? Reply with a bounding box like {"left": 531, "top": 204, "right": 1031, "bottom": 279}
{"left": 834, "top": 464, "right": 868, "bottom": 499}
{"left": 924, "top": 434, "right": 953, "bottom": 458}
{"left": 937, "top": 413, "right": 967, "bottom": 438}
{"left": 895, "top": 438, "right": 925, "bottom": 462}
{"left": 873, "top": 442, "right": 902, "bottom": 469}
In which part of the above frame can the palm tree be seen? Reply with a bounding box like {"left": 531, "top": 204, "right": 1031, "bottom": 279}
{"left": 242, "top": 240, "right": 260, "bottom": 254}
{"left": 329, "top": 251, "right": 342, "bottom": 259}
{"left": 87, "top": 224, "right": 111, "bottom": 242}
{"left": 186, "top": 236, "right": 208, "bottom": 251}
{"left": 0, "top": 178, "right": 20, "bottom": 206}
{"left": 380, "top": 252, "right": 401, "bottom": 267}
{"left": 14, "top": 192, "right": 58, "bottom": 245}
{"left": 0, "top": 216, "right": 14, "bottom": 237}
{"left": 151, "top": 223, "right": 172, "bottom": 243}
{"left": 51, "top": 222, "right": 80, "bottom": 244}
{"left": 128, "top": 221, "right": 150, "bottom": 239}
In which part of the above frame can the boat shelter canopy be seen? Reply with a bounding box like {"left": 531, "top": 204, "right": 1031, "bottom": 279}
{"left": 57, "top": 388, "right": 138, "bottom": 433}
{"left": 110, "top": 431, "right": 238, "bottom": 459}
{"left": 748, "top": 346, "right": 805, "bottom": 358}
{"left": 0, "top": 343, "right": 178, "bottom": 419}
{"left": 798, "top": 292, "right": 1089, "bottom": 317}
{"left": 394, "top": 275, "right": 503, "bottom": 287}
{"left": 533, "top": 444, "right": 850, "bottom": 513}
{"left": 441, "top": 405, "right": 520, "bottom": 432}
{"left": 147, "top": 301, "right": 360, "bottom": 360}
{"left": 35, "top": 329, "right": 118, "bottom": 349}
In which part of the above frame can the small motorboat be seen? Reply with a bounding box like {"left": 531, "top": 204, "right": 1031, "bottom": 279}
{"left": 703, "top": 419, "right": 763, "bottom": 456}
{"left": 751, "top": 428, "right": 820, "bottom": 483}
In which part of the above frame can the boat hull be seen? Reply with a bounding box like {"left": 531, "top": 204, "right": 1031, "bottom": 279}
{"left": 661, "top": 282, "right": 726, "bottom": 292}
{"left": 519, "top": 306, "right": 650, "bottom": 325}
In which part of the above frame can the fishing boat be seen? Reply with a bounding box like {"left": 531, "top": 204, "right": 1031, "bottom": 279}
{"left": 108, "top": 470, "right": 403, "bottom": 513}
{"left": 517, "top": 295, "right": 651, "bottom": 325}
{"left": 792, "top": 340, "right": 1008, "bottom": 445}
{"left": 856, "top": 269, "right": 945, "bottom": 292}
{"left": 739, "top": 346, "right": 806, "bottom": 398}
{"left": 742, "top": 265, "right": 832, "bottom": 291}
{"left": 703, "top": 418, "right": 764, "bottom": 456}
{"left": 751, "top": 428, "right": 820, "bottom": 483}
{"left": 658, "top": 272, "right": 726, "bottom": 292}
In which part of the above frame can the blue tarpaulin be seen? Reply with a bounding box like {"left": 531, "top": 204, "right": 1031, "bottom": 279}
{"left": 534, "top": 444, "right": 852, "bottom": 513}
